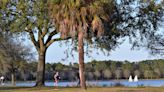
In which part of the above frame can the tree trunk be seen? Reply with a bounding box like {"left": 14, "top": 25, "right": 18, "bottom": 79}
{"left": 35, "top": 50, "right": 46, "bottom": 86}
{"left": 78, "top": 31, "right": 87, "bottom": 89}
{"left": 11, "top": 73, "right": 16, "bottom": 86}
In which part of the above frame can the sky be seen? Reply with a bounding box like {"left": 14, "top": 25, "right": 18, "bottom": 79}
{"left": 41, "top": 39, "right": 163, "bottom": 65}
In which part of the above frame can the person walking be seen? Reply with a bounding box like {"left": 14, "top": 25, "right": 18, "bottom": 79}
{"left": 0, "top": 76, "right": 5, "bottom": 85}
{"left": 76, "top": 72, "right": 80, "bottom": 87}
{"left": 54, "top": 72, "right": 60, "bottom": 87}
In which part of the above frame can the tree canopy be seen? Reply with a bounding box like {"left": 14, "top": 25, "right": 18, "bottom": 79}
{"left": 0, "top": 0, "right": 69, "bottom": 86}
{"left": 49, "top": 0, "right": 123, "bottom": 50}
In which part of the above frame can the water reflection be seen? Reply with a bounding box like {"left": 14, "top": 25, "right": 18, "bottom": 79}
{"left": 2, "top": 80, "right": 164, "bottom": 87}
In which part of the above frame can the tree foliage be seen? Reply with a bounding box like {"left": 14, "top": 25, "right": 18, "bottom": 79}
{"left": 0, "top": 31, "right": 34, "bottom": 85}
{"left": 118, "top": 0, "right": 164, "bottom": 54}
{"left": 0, "top": 0, "right": 70, "bottom": 86}
{"left": 49, "top": 0, "right": 123, "bottom": 51}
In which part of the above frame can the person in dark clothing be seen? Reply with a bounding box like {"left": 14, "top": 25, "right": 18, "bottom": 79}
{"left": 76, "top": 72, "right": 80, "bottom": 86}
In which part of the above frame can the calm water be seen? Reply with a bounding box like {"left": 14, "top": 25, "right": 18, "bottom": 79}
{"left": 3, "top": 80, "right": 164, "bottom": 87}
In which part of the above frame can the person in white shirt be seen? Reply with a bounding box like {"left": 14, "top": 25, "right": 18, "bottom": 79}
{"left": 0, "top": 76, "right": 5, "bottom": 85}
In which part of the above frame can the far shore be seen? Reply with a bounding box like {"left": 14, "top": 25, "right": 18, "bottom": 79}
{"left": 3, "top": 78, "right": 164, "bottom": 83}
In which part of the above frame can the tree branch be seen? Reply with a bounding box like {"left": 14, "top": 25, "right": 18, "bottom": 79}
{"left": 46, "top": 37, "right": 71, "bottom": 48}
{"left": 159, "top": 41, "right": 164, "bottom": 46}
{"left": 28, "top": 30, "right": 39, "bottom": 50}
{"left": 42, "top": 28, "right": 48, "bottom": 38}
{"left": 41, "top": 22, "right": 54, "bottom": 37}
{"left": 150, "top": 46, "right": 164, "bottom": 50}
{"left": 45, "top": 30, "right": 58, "bottom": 44}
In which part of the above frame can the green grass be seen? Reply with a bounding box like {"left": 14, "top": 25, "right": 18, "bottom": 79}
{"left": 0, "top": 87, "right": 164, "bottom": 92}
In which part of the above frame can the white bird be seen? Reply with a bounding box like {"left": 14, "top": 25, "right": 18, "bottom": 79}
{"left": 134, "top": 75, "right": 138, "bottom": 82}
{"left": 128, "top": 75, "right": 133, "bottom": 82}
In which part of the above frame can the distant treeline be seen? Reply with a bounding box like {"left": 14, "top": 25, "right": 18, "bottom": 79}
{"left": 1, "top": 59, "right": 164, "bottom": 81}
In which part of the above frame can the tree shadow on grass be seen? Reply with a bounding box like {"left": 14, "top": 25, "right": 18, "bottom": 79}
{"left": 0, "top": 86, "right": 32, "bottom": 90}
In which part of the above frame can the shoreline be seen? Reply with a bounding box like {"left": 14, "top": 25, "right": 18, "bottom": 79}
{"left": 3, "top": 79, "right": 164, "bottom": 83}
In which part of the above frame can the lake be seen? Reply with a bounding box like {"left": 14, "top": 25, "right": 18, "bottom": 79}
{"left": 2, "top": 79, "right": 164, "bottom": 87}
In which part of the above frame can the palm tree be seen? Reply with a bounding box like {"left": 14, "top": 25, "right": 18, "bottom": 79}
{"left": 49, "top": 0, "right": 118, "bottom": 89}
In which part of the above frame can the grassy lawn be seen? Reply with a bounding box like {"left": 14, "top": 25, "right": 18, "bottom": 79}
{"left": 0, "top": 87, "right": 164, "bottom": 92}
